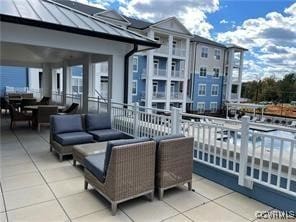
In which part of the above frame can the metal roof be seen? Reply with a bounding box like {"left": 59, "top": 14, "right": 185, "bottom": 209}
{"left": 53, "top": 0, "right": 153, "bottom": 30}
{"left": 0, "top": 0, "right": 160, "bottom": 48}
{"left": 191, "top": 35, "right": 226, "bottom": 48}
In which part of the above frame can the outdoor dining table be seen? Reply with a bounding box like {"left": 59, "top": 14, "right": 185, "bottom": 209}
{"left": 24, "top": 105, "right": 66, "bottom": 129}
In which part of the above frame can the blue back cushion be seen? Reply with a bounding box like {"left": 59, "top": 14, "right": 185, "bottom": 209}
{"left": 51, "top": 114, "right": 83, "bottom": 134}
{"left": 153, "top": 134, "right": 184, "bottom": 148}
{"left": 86, "top": 113, "right": 111, "bottom": 131}
{"left": 104, "top": 137, "right": 150, "bottom": 173}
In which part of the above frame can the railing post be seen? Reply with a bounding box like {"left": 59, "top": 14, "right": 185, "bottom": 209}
{"left": 133, "top": 102, "right": 139, "bottom": 137}
{"left": 171, "top": 107, "right": 182, "bottom": 135}
{"left": 239, "top": 116, "right": 251, "bottom": 187}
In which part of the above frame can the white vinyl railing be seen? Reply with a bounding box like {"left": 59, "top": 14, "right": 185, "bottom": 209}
{"left": 180, "top": 112, "right": 296, "bottom": 197}
{"left": 51, "top": 91, "right": 63, "bottom": 104}
{"left": 110, "top": 102, "right": 172, "bottom": 138}
{"left": 155, "top": 45, "right": 169, "bottom": 54}
{"left": 173, "top": 47, "right": 186, "bottom": 57}
{"left": 171, "top": 70, "right": 185, "bottom": 78}
{"left": 51, "top": 95, "right": 296, "bottom": 197}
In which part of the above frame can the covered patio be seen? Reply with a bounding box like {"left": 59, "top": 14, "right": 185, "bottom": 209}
{"left": 0, "top": 0, "right": 159, "bottom": 112}
{"left": 226, "top": 102, "right": 266, "bottom": 120}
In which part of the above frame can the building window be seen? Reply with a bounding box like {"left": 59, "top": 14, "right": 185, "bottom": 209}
{"left": 72, "top": 77, "right": 83, "bottom": 94}
{"left": 210, "top": 102, "right": 218, "bottom": 113}
{"left": 214, "top": 49, "right": 221, "bottom": 60}
{"left": 198, "top": 84, "right": 206, "bottom": 96}
{"left": 213, "top": 68, "right": 219, "bottom": 78}
{"left": 200, "top": 67, "right": 207, "bottom": 77}
{"left": 133, "top": 56, "right": 138, "bottom": 72}
{"left": 201, "top": 47, "right": 208, "bottom": 58}
{"left": 197, "top": 102, "right": 205, "bottom": 113}
{"left": 211, "top": 85, "right": 219, "bottom": 96}
{"left": 56, "top": 73, "right": 60, "bottom": 91}
{"left": 132, "top": 80, "right": 137, "bottom": 95}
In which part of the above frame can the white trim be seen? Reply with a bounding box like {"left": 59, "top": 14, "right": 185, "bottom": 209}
{"left": 211, "top": 84, "right": 219, "bottom": 96}
{"left": 199, "top": 67, "right": 207, "bottom": 77}
{"left": 133, "top": 56, "right": 138, "bottom": 72}
{"left": 132, "top": 80, "right": 137, "bottom": 95}
{"left": 210, "top": 102, "right": 218, "bottom": 113}
{"left": 197, "top": 102, "right": 205, "bottom": 113}
{"left": 201, "top": 47, "right": 208, "bottom": 58}
{"left": 198, "top": 84, "right": 206, "bottom": 96}
{"left": 214, "top": 48, "right": 221, "bottom": 60}
{"left": 213, "top": 68, "right": 220, "bottom": 78}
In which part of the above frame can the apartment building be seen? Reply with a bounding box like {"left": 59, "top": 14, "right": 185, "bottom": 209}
{"left": 129, "top": 17, "right": 192, "bottom": 111}
{"left": 188, "top": 36, "right": 247, "bottom": 114}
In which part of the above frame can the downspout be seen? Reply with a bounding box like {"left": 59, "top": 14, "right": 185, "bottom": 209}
{"left": 124, "top": 44, "right": 138, "bottom": 104}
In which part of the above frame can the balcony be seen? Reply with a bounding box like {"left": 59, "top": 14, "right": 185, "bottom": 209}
{"left": 141, "top": 91, "right": 166, "bottom": 100}
{"left": 171, "top": 92, "right": 183, "bottom": 100}
{"left": 141, "top": 68, "right": 167, "bottom": 79}
{"left": 172, "top": 47, "right": 186, "bottom": 57}
{"left": 154, "top": 45, "right": 169, "bottom": 55}
{"left": 171, "top": 70, "right": 185, "bottom": 79}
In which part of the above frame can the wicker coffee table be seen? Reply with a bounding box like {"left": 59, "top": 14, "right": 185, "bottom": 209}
{"left": 73, "top": 142, "right": 107, "bottom": 167}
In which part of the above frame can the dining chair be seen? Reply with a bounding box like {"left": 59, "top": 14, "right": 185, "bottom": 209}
{"left": 36, "top": 106, "right": 58, "bottom": 132}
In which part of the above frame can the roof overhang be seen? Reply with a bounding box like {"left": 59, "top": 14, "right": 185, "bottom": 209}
{"left": 0, "top": 14, "right": 160, "bottom": 50}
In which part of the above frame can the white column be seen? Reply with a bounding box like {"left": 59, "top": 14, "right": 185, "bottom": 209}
{"left": 165, "top": 35, "right": 173, "bottom": 110}
{"left": 42, "top": 63, "right": 53, "bottom": 97}
{"left": 145, "top": 29, "right": 154, "bottom": 109}
{"left": 111, "top": 55, "right": 125, "bottom": 103}
{"left": 82, "top": 55, "right": 92, "bottom": 113}
{"left": 52, "top": 69, "right": 58, "bottom": 93}
{"left": 128, "top": 55, "right": 134, "bottom": 105}
{"left": 62, "top": 62, "right": 71, "bottom": 105}
{"left": 237, "top": 51, "right": 244, "bottom": 103}
{"left": 226, "top": 49, "right": 234, "bottom": 101}
{"left": 182, "top": 38, "right": 190, "bottom": 112}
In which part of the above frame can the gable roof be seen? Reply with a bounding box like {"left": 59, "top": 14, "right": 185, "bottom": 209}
{"left": 0, "top": 0, "right": 160, "bottom": 48}
{"left": 191, "top": 35, "right": 226, "bottom": 48}
{"left": 95, "top": 10, "right": 131, "bottom": 24}
{"left": 151, "top": 17, "right": 192, "bottom": 36}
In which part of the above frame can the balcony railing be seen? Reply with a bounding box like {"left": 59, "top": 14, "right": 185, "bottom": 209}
{"left": 171, "top": 70, "right": 185, "bottom": 78}
{"left": 171, "top": 92, "right": 183, "bottom": 100}
{"left": 155, "top": 45, "right": 169, "bottom": 55}
{"left": 154, "top": 68, "right": 167, "bottom": 77}
{"left": 142, "top": 68, "right": 167, "bottom": 78}
{"left": 231, "top": 93, "right": 239, "bottom": 100}
{"left": 141, "top": 91, "right": 166, "bottom": 100}
{"left": 173, "top": 47, "right": 186, "bottom": 57}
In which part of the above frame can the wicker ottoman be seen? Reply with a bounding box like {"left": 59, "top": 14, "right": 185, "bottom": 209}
{"left": 73, "top": 142, "right": 107, "bottom": 167}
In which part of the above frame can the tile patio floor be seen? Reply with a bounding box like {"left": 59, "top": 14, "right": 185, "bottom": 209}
{"left": 0, "top": 118, "right": 287, "bottom": 222}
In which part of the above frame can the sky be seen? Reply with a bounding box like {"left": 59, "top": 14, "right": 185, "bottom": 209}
{"left": 76, "top": 0, "right": 296, "bottom": 81}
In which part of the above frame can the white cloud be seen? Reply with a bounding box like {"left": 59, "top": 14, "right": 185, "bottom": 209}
{"left": 220, "top": 19, "right": 228, "bottom": 24}
{"left": 217, "top": 2, "right": 296, "bottom": 80}
{"left": 118, "top": 0, "right": 219, "bottom": 38}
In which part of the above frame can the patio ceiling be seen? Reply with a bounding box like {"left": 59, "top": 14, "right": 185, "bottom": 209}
{"left": 0, "top": 0, "right": 160, "bottom": 50}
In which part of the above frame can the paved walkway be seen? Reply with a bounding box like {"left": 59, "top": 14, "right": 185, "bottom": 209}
{"left": 0, "top": 119, "right": 285, "bottom": 222}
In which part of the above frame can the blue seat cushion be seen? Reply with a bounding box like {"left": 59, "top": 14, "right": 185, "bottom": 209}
{"left": 153, "top": 134, "right": 184, "bottom": 148}
{"left": 88, "top": 129, "right": 131, "bottom": 142}
{"left": 51, "top": 115, "right": 83, "bottom": 134}
{"left": 84, "top": 153, "right": 106, "bottom": 183}
{"left": 86, "top": 113, "right": 111, "bottom": 131}
{"left": 104, "top": 137, "right": 150, "bottom": 173}
{"left": 54, "top": 132, "right": 93, "bottom": 146}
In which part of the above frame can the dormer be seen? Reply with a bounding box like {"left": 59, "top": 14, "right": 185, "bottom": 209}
{"left": 150, "top": 17, "right": 192, "bottom": 38}
{"left": 94, "top": 10, "right": 131, "bottom": 28}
